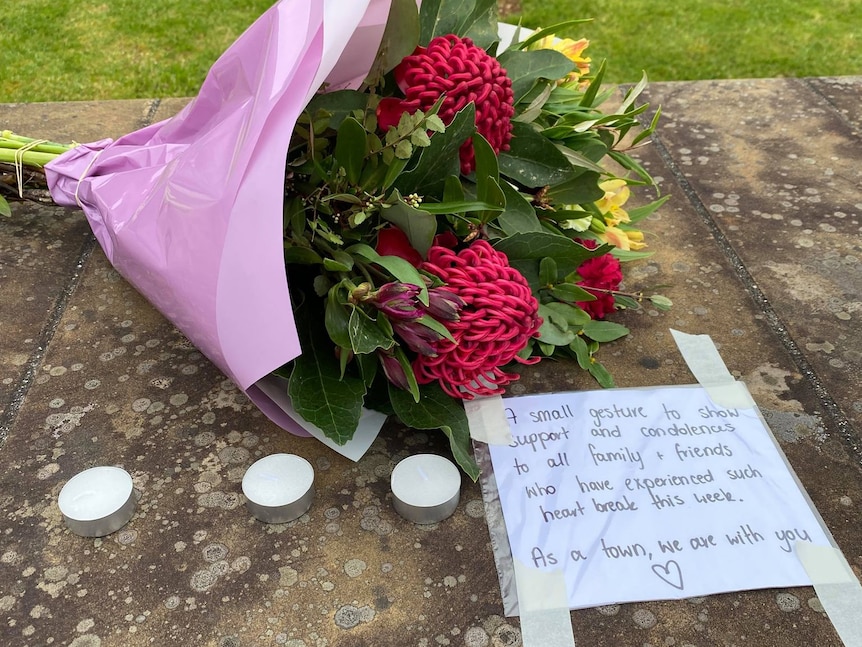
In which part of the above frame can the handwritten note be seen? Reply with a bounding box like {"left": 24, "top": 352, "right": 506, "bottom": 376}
{"left": 487, "top": 385, "right": 831, "bottom": 609}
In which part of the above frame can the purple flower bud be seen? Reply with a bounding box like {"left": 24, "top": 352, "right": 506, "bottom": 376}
{"left": 378, "top": 351, "right": 409, "bottom": 391}
{"left": 426, "top": 287, "right": 465, "bottom": 322}
{"left": 372, "top": 282, "right": 423, "bottom": 320}
{"left": 392, "top": 319, "right": 442, "bottom": 356}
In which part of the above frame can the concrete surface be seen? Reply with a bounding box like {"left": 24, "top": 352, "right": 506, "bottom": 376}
{"left": 0, "top": 77, "right": 860, "bottom": 646}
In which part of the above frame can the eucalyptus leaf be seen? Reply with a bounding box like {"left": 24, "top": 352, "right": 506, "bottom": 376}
{"left": 389, "top": 382, "right": 479, "bottom": 480}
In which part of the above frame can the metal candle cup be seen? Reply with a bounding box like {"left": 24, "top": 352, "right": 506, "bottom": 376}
{"left": 58, "top": 466, "right": 136, "bottom": 537}
{"left": 390, "top": 454, "right": 461, "bottom": 524}
{"left": 242, "top": 454, "right": 314, "bottom": 524}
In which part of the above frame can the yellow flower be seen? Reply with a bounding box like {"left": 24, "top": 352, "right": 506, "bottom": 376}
{"left": 596, "top": 179, "right": 631, "bottom": 226}
{"left": 599, "top": 226, "right": 647, "bottom": 251}
{"left": 530, "top": 36, "right": 591, "bottom": 84}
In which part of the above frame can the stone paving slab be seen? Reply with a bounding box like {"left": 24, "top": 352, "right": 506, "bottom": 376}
{"left": 1, "top": 80, "right": 861, "bottom": 647}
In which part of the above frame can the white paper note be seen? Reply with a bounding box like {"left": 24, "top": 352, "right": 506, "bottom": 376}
{"left": 487, "top": 384, "right": 831, "bottom": 609}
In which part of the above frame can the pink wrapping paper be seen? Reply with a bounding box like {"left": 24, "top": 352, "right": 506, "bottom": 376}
{"left": 46, "top": 0, "right": 394, "bottom": 436}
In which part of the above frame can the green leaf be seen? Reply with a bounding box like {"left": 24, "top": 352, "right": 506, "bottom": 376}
{"left": 472, "top": 133, "right": 505, "bottom": 222}
{"left": 364, "top": 0, "right": 420, "bottom": 86}
{"left": 290, "top": 299, "right": 367, "bottom": 445}
{"left": 349, "top": 308, "right": 396, "bottom": 354}
{"left": 322, "top": 249, "right": 355, "bottom": 272}
{"left": 347, "top": 243, "right": 429, "bottom": 304}
{"left": 419, "top": 0, "right": 497, "bottom": 49}
{"left": 411, "top": 129, "right": 431, "bottom": 147}
{"left": 325, "top": 291, "right": 353, "bottom": 349}
{"left": 582, "top": 320, "right": 630, "bottom": 342}
{"left": 415, "top": 314, "right": 456, "bottom": 344}
{"left": 649, "top": 294, "right": 673, "bottom": 311}
{"left": 421, "top": 200, "right": 504, "bottom": 215}
{"left": 545, "top": 171, "right": 604, "bottom": 205}
{"left": 514, "top": 19, "right": 593, "bottom": 50}
{"left": 493, "top": 232, "right": 612, "bottom": 280}
{"left": 611, "top": 248, "right": 654, "bottom": 262}
{"left": 395, "top": 140, "right": 413, "bottom": 159}
{"left": 498, "top": 121, "right": 576, "bottom": 188}
{"left": 569, "top": 335, "right": 591, "bottom": 370}
{"left": 284, "top": 245, "right": 323, "bottom": 265}
{"left": 550, "top": 282, "right": 596, "bottom": 303}
{"left": 579, "top": 59, "right": 606, "bottom": 108}
{"left": 381, "top": 191, "right": 438, "bottom": 258}
{"left": 539, "top": 256, "right": 557, "bottom": 287}
{"left": 0, "top": 194, "right": 11, "bottom": 217}
{"left": 356, "top": 352, "right": 378, "bottom": 388}
{"left": 334, "top": 117, "right": 367, "bottom": 185}
{"left": 543, "top": 301, "right": 591, "bottom": 327}
{"left": 536, "top": 306, "right": 575, "bottom": 345}
{"left": 588, "top": 360, "right": 615, "bottom": 388}
{"left": 497, "top": 49, "right": 575, "bottom": 102}
{"left": 614, "top": 294, "right": 641, "bottom": 310}
{"left": 305, "top": 90, "right": 368, "bottom": 130}
{"left": 381, "top": 156, "right": 409, "bottom": 191}
{"left": 626, "top": 194, "right": 671, "bottom": 224}
{"left": 389, "top": 382, "right": 479, "bottom": 480}
{"left": 394, "top": 103, "right": 476, "bottom": 196}
{"left": 496, "top": 182, "right": 543, "bottom": 234}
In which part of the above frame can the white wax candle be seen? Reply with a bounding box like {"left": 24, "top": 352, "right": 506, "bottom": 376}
{"left": 242, "top": 454, "right": 314, "bottom": 523}
{"left": 58, "top": 466, "right": 136, "bottom": 537}
{"left": 390, "top": 454, "right": 461, "bottom": 524}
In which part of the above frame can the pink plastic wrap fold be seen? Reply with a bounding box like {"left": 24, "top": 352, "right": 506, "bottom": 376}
{"left": 45, "top": 0, "right": 393, "bottom": 436}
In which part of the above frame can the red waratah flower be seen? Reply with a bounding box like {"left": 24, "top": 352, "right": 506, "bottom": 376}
{"left": 413, "top": 240, "right": 542, "bottom": 399}
{"left": 576, "top": 240, "right": 623, "bottom": 319}
{"left": 376, "top": 35, "right": 515, "bottom": 175}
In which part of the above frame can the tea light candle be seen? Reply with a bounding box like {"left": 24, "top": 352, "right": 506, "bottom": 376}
{"left": 242, "top": 454, "right": 314, "bottom": 524}
{"left": 390, "top": 454, "right": 461, "bottom": 524}
{"left": 58, "top": 466, "right": 136, "bottom": 537}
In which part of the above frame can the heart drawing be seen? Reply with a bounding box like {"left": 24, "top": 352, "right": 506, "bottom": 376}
{"left": 651, "top": 560, "right": 685, "bottom": 590}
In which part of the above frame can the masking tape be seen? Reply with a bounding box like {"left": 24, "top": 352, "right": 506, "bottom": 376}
{"left": 464, "top": 395, "right": 513, "bottom": 445}
{"left": 513, "top": 559, "right": 576, "bottom": 647}
{"left": 796, "top": 542, "right": 862, "bottom": 647}
{"left": 669, "top": 329, "right": 755, "bottom": 409}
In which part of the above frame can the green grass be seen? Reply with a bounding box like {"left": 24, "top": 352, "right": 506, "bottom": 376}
{"left": 2, "top": 0, "right": 861, "bottom": 102}
{"left": 515, "top": 0, "right": 862, "bottom": 82}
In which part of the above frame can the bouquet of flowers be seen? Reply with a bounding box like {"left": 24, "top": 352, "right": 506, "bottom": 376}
{"left": 1, "top": 0, "right": 669, "bottom": 478}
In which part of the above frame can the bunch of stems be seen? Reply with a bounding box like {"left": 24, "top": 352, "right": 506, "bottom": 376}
{"left": 0, "top": 131, "right": 73, "bottom": 168}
